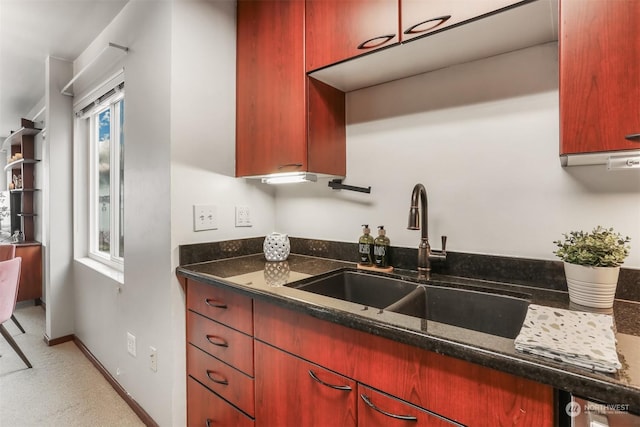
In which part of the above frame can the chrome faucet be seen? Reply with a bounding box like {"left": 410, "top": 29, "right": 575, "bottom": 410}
{"left": 407, "top": 183, "right": 447, "bottom": 279}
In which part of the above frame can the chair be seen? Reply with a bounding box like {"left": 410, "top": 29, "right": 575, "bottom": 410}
{"left": 0, "top": 257, "right": 32, "bottom": 368}
{"left": 0, "top": 244, "right": 24, "bottom": 333}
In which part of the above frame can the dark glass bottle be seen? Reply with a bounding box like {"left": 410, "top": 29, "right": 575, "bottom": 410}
{"left": 358, "top": 224, "right": 375, "bottom": 265}
{"left": 374, "top": 226, "right": 390, "bottom": 268}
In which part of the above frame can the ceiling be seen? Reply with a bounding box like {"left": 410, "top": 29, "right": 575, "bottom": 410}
{"left": 0, "top": 0, "right": 129, "bottom": 139}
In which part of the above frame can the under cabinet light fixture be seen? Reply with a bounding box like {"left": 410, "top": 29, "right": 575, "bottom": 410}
{"left": 261, "top": 172, "right": 317, "bottom": 184}
{"left": 607, "top": 155, "right": 640, "bottom": 171}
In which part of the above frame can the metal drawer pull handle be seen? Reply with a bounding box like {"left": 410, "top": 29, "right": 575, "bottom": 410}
{"left": 308, "top": 370, "right": 352, "bottom": 391}
{"left": 357, "top": 34, "right": 395, "bottom": 50}
{"left": 204, "top": 298, "right": 227, "bottom": 309}
{"left": 404, "top": 15, "right": 451, "bottom": 34}
{"left": 278, "top": 163, "right": 303, "bottom": 169}
{"left": 206, "top": 370, "right": 229, "bottom": 386}
{"left": 360, "top": 394, "right": 418, "bottom": 422}
{"left": 205, "top": 335, "right": 229, "bottom": 347}
{"left": 625, "top": 133, "right": 640, "bottom": 142}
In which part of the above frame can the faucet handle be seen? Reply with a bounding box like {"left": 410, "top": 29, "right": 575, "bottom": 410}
{"left": 441, "top": 235, "right": 447, "bottom": 252}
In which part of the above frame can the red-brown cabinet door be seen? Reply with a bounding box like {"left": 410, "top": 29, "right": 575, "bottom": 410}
{"left": 400, "top": 0, "right": 522, "bottom": 42}
{"left": 560, "top": 0, "right": 640, "bottom": 155}
{"left": 236, "top": 0, "right": 307, "bottom": 176}
{"left": 358, "top": 385, "right": 456, "bottom": 427}
{"left": 255, "top": 341, "right": 357, "bottom": 427}
{"left": 15, "top": 244, "right": 42, "bottom": 302}
{"left": 306, "top": 0, "right": 399, "bottom": 72}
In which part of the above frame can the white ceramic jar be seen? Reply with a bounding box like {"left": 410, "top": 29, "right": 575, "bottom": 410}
{"left": 263, "top": 232, "right": 290, "bottom": 262}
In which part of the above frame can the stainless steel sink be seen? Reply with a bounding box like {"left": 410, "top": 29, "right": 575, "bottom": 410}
{"left": 386, "top": 285, "right": 530, "bottom": 339}
{"left": 286, "top": 270, "right": 419, "bottom": 309}
{"left": 286, "top": 270, "right": 530, "bottom": 339}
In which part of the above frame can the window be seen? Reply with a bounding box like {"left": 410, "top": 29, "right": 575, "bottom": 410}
{"left": 87, "top": 88, "right": 124, "bottom": 268}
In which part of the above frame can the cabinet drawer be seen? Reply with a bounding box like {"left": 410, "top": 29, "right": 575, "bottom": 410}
{"left": 187, "top": 311, "right": 254, "bottom": 376}
{"left": 187, "top": 377, "right": 254, "bottom": 427}
{"left": 358, "top": 385, "right": 458, "bottom": 427}
{"left": 187, "top": 279, "right": 253, "bottom": 335}
{"left": 188, "top": 344, "right": 255, "bottom": 417}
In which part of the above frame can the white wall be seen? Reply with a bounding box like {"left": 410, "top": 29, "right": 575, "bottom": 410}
{"left": 67, "top": 1, "right": 275, "bottom": 426}
{"left": 170, "top": 0, "right": 275, "bottom": 253}
{"left": 44, "top": 56, "right": 74, "bottom": 337}
{"left": 276, "top": 43, "right": 640, "bottom": 269}
{"left": 169, "top": 1, "right": 275, "bottom": 425}
{"left": 71, "top": 1, "right": 175, "bottom": 424}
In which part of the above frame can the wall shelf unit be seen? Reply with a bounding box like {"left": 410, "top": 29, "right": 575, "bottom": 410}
{"left": 2, "top": 119, "right": 43, "bottom": 304}
{"left": 4, "top": 121, "right": 41, "bottom": 242}
{"left": 1, "top": 126, "right": 41, "bottom": 152}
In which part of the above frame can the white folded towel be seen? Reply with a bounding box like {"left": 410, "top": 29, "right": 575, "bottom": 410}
{"left": 514, "top": 304, "right": 621, "bottom": 373}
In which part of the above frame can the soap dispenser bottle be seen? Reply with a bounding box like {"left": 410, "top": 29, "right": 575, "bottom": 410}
{"left": 374, "top": 226, "right": 390, "bottom": 268}
{"left": 358, "top": 224, "right": 375, "bottom": 266}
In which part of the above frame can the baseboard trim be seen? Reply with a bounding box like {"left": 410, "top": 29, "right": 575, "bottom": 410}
{"left": 43, "top": 333, "right": 74, "bottom": 346}
{"left": 73, "top": 336, "right": 158, "bottom": 427}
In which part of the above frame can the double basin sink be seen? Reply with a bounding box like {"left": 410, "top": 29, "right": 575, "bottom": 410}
{"left": 285, "top": 270, "right": 530, "bottom": 339}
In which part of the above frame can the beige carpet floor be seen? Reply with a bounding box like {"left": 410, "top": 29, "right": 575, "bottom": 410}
{"left": 0, "top": 305, "right": 145, "bottom": 427}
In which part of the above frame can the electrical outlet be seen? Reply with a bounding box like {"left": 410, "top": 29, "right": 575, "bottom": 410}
{"left": 193, "top": 205, "right": 217, "bottom": 231}
{"left": 127, "top": 332, "right": 136, "bottom": 357}
{"left": 235, "top": 206, "right": 252, "bottom": 227}
{"left": 150, "top": 346, "right": 157, "bottom": 372}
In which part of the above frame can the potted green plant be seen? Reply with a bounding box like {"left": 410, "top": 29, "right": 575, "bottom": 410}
{"left": 554, "top": 226, "right": 631, "bottom": 308}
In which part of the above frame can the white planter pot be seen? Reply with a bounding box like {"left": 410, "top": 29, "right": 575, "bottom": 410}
{"left": 563, "top": 262, "right": 620, "bottom": 309}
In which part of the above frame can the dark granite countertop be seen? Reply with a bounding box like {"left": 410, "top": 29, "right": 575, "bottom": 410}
{"left": 177, "top": 252, "right": 640, "bottom": 414}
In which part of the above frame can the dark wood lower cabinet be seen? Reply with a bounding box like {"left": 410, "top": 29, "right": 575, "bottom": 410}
{"left": 16, "top": 243, "right": 42, "bottom": 303}
{"left": 255, "top": 341, "right": 357, "bottom": 427}
{"left": 253, "top": 299, "right": 554, "bottom": 427}
{"left": 358, "top": 385, "right": 457, "bottom": 427}
{"left": 187, "top": 377, "right": 254, "bottom": 427}
{"left": 185, "top": 279, "right": 255, "bottom": 427}
{"left": 183, "top": 280, "right": 554, "bottom": 427}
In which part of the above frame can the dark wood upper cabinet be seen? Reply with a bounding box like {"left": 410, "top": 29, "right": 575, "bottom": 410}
{"left": 236, "top": 0, "right": 345, "bottom": 178}
{"left": 560, "top": 0, "right": 640, "bottom": 157}
{"left": 305, "top": 0, "right": 525, "bottom": 73}
{"left": 400, "top": 0, "right": 522, "bottom": 42}
{"left": 236, "top": 0, "right": 307, "bottom": 177}
{"left": 305, "top": 0, "right": 399, "bottom": 72}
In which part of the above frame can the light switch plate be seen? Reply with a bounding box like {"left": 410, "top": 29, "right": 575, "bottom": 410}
{"left": 194, "top": 205, "right": 217, "bottom": 231}
{"left": 235, "top": 206, "right": 252, "bottom": 227}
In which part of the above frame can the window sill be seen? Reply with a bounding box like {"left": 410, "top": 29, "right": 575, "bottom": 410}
{"left": 75, "top": 257, "right": 124, "bottom": 285}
